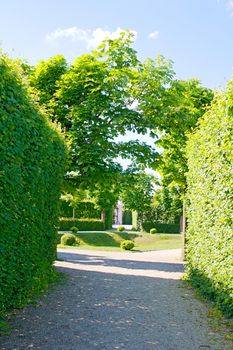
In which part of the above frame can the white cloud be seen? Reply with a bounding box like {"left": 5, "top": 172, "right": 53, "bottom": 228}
{"left": 148, "top": 31, "right": 159, "bottom": 40}
{"left": 46, "top": 27, "right": 87, "bottom": 42}
{"left": 46, "top": 27, "right": 137, "bottom": 48}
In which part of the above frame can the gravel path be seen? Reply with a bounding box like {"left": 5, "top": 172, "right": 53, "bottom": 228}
{"left": 1, "top": 248, "right": 232, "bottom": 350}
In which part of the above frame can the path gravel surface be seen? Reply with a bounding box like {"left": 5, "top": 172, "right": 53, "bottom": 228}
{"left": 1, "top": 248, "right": 232, "bottom": 350}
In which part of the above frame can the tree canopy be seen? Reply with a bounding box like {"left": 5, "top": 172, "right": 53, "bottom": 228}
{"left": 30, "top": 32, "right": 159, "bottom": 192}
{"left": 29, "top": 30, "right": 214, "bottom": 224}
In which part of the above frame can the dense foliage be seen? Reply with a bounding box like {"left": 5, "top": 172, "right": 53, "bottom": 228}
{"left": 186, "top": 88, "right": 233, "bottom": 316}
{"left": 0, "top": 56, "right": 66, "bottom": 316}
{"left": 59, "top": 218, "right": 105, "bottom": 231}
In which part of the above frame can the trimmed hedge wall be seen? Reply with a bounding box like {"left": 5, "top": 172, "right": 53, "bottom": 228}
{"left": 60, "top": 200, "right": 101, "bottom": 219}
{"left": 0, "top": 57, "right": 66, "bottom": 316}
{"left": 186, "top": 89, "right": 233, "bottom": 317}
{"left": 59, "top": 218, "right": 105, "bottom": 231}
{"left": 141, "top": 222, "right": 180, "bottom": 233}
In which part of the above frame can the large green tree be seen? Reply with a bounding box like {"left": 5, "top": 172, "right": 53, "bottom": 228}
{"left": 30, "top": 31, "right": 213, "bottom": 228}
{"left": 31, "top": 32, "right": 159, "bottom": 191}
{"left": 29, "top": 32, "right": 165, "bottom": 228}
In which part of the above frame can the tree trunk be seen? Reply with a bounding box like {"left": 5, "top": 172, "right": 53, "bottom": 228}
{"left": 101, "top": 210, "right": 106, "bottom": 223}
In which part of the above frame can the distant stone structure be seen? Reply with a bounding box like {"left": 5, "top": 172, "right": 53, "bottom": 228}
{"left": 114, "top": 200, "right": 123, "bottom": 224}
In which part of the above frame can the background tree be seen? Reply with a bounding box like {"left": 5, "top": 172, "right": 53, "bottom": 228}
{"left": 30, "top": 33, "right": 158, "bottom": 184}
{"left": 121, "top": 172, "right": 155, "bottom": 227}
{"left": 29, "top": 32, "right": 164, "bottom": 227}
{"left": 29, "top": 32, "right": 213, "bottom": 229}
{"left": 154, "top": 79, "right": 214, "bottom": 189}
{"left": 135, "top": 66, "right": 214, "bottom": 189}
{"left": 150, "top": 181, "right": 182, "bottom": 223}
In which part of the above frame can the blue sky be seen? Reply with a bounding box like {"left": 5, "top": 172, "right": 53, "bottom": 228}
{"left": 1, "top": 0, "right": 233, "bottom": 89}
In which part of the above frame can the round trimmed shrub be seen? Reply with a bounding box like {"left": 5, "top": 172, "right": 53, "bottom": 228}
{"left": 120, "top": 240, "right": 135, "bottom": 250}
{"left": 150, "top": 228, "right": 157, "bottom": 234}
{"left": 131, "top": 226, "right": 137, "bottom": 231}
{"left": 61, "top": 234, "right": 77, "bottom": 246}
{"left": 70, "top": 226, "right": 79, "bottom": 233}
{"left": 117, "top": 226, "right": 125, "bottom": 232}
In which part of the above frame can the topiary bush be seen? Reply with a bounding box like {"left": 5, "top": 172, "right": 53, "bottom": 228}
{"left": 70, "top": 226, "right": 79, "bottom": 233}
{"left": 0, "top": 56, "right": 66, "bottom": 317}
{"left": 117, "top": 226, "right": 125, "bottom": 232}
{"left": 120, "top": 240, "right": 135, "bottom": 250}
{"left": 150, "top": 228, "right": 157, "bottom": 234}
{"left": 186, "top": 87, "right": 233, "bottom": 317}
{"left": 61, "top": 234, "right": 77, "bottom": 246}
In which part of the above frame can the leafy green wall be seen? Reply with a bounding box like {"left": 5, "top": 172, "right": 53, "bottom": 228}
{"left": 186, "top": 89, "right": 233, "bottom": 316}
{"left": 59, "top": 218, "right": 105, "bottom": 231}
{"left": 60, "top": 200, "right": 101, "bottom": 219}
{"left": 141, "top": 222, "right": 180, "bottom": 234}
{"left": 0, "top": 57, "right": 66, "bottom": 315}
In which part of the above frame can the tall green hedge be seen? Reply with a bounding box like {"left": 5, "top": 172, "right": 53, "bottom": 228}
{"left": 0, "top": 56, "right": 66, "bottom": 316}
{"left": 186, "top": 88, "right": 233, "bottom": 316}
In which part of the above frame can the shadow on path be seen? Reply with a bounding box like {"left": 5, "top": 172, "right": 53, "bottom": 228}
{"left": 0, "top": 251, "right": 231, "bottom": 350}
{"left": 57, "top": 250, "right": 184, "bottom": 273}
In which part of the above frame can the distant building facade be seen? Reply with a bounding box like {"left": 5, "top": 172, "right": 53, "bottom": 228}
{"left": 114, "top": 200, "right": 123, "bottom": 224}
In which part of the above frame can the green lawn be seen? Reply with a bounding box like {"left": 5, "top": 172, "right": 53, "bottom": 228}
{"left": 58, "top": 231, "right": 182, "bottom": 251}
